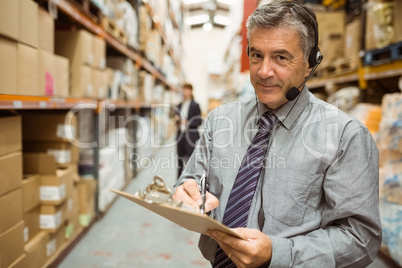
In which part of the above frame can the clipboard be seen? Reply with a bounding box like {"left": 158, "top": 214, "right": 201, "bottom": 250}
{"left": 110, "top": 188, "right": 246, "bottom": 240}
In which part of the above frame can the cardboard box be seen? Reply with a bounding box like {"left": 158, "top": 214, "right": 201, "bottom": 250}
{"left": 344, "top": 19, "right": 362, "bottom": 61}
{"left": 77, "top": 178, "right": 96, "bottom": 226}
{"left": 65, "top": 208, "right": 80, "bottom": 240}
{"left": 8, "top": 253, "right": 28, "bottom": 268}
{"left": 0, "top": 221, "right": 24, "bottom": 268}
{"left": 38, "top": 7, "right": 54, "bottom": 53}
{"left": 93, "top": 69, "right": 108, "bottom": 98}
{"left": 55, "top": 29, "right": 93, "bottom": 68}
{"left": 23, "top": 153, "right": 76, "bottom": 205}
{"left": 40, "top": 201, "right": 68, "bottom": 233}
{"left": 93, "top": 35, "right": 106, "bottom": 70}
{"left": 315, "top": 11, "right": 346, "bottom": 46}
{"left": 65, "top": 184, "right": 79, "bottom": 221}
{"left": 54, "top": 54, "right": 69, "bottom": 97}
{"left": 319, "top": 33, "right": 344, "bottom": 68}
{"left": 23, "top": 206, "right": 40, "bottom": 243}
{"left": 71, "top": 64, "right": 93, "bottom": 97}
{"left": 97, "top": 70, "right": 108, "bottom": 98}
{"left": 24, "top": 141, "right": 79, "bottom": 165}
{"left": 107, "top": 56, "right": 133, "bottom": 74}
{"left": 22, "top": 174, "right": 40, "bottom": 213}
{"left": 38, "top": 49, "right": 56, "bottom": 96}
{"left": 0, "top": 152, "right": 23, "bottom": 197}
{"left": 0, "top": 116, "right": 22, "bottom": 156}
{"left": 0, "top": 37, "right": 17, "bottom": 94}
{"left": 0, "top": 0, "right": 19, "bottom": 41}
{"left": 19, "top": 0, "right": 38, "bottom": 48}
{"left": 48, "top": 224, "right": 67, "bottom": 255}
{"left": 22, "top": 112, "right": 77, "bottom": 142}
{"left": 24, "top": 231, "right": 50, "bottom": 268}
{"left": 17, "top": 43, "right": 39, "bottom": 95}
{"left": 0, "top": 188, "right": 23, "bottom": 234}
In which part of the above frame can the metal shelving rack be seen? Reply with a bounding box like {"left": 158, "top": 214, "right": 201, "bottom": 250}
{"left": 0, "top": 0, "right": 183, "bottom": 266}
{"left": 307, "top": 60, "right": 402, "bottom": 90}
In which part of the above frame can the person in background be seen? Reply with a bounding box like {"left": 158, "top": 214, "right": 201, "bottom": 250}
{"left": 173, "top": 1, "right": 381, "bottom": 267}
{"left": 174, "top": 83, "right": 202, "bottom": 179}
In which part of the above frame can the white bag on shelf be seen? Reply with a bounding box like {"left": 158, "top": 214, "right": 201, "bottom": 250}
{"left": 380, "top": 198, "right": 402, "bottom": 266}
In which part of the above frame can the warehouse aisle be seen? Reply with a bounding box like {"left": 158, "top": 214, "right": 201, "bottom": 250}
{"left": 59, "top": 142, "right": 393, "bottom": 268}
{"left": 59, "top": 143, "right": 210, "bottom": 268}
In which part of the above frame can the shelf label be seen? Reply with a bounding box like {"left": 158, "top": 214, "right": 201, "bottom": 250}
{"left": 24, "top": 227, "right": 29, "bottom": 243}
{"left": 47, "top": 149, "right": 71, "bottom": 164}
{"left": 41, "top": 211, "right": 63, "bottom": 230}
{"left": 57, "top": 124, "right": 76, "bottom": 139}
{"left": 47, "top": 238, "right": 57, "bottom": 257}
{"left": 13, "top": 101, "right": 23, "bottom": 108}
{"left": 40, "top": 184, "right": 66, "bottom": 201}
{"left": 39, "top": 101, "right": 47, "bottom": 108}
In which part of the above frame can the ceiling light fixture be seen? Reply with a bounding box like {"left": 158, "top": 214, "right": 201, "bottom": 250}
{"left": 184, "top": 14, "right": 210, "bottom": 25}
{"left": 202, "top": 21, "right": 213, "bottom": 32}
{"left": 213, "top": 14, "right": 231, "bottom": 25}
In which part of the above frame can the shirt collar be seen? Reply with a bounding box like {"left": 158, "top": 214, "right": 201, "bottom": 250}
{"left": 256, "top": 86, "right": 310, "bottom": 129}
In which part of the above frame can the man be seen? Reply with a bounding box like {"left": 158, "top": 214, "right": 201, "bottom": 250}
{"left": 173, "top": 1, "right": 381, "bottom": 267}
{"left": 174, "top": 83, "right": 202, "bottom": 178}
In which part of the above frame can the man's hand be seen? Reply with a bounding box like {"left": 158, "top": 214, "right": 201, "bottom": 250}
{"left": 173, "top": 179, "right": 219, "bottom": 213}
{"left": 208, "top": 228, "right": 272, "bottom": 268}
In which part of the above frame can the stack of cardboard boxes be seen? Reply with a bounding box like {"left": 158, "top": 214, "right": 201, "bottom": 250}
{"left": 0, "top": 0, "right": 69, "bottom": 97}
{"left": 0, "top": 115, "right": 25, "bottom": 267}
{"left": 0, "top": 0, "right": 114, "bottom": 99}
{"left": 55, "top": 29, "right": 108, "bottom": 99}
{"left": 19, "top": 112, "right": 80, "bottom": 267}
{"left": 0, "top": 112, "right": 97, "bottom": 267}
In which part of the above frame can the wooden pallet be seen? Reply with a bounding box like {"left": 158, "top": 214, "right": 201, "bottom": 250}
{"left": 319, "top": 58, "right": 359, "bottom": 77}
{"left": 364, "top": 41, "right": 402, "bottom": 66}
{"left": 67, "top": 0, "right": 103, "bottom": 24}
{"left": 102, "top": 17, "right": 128, "bottom": 45}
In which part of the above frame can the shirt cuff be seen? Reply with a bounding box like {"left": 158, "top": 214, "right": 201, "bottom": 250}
{"left": 268, "top": 236, "right": 291, "bottom": 268}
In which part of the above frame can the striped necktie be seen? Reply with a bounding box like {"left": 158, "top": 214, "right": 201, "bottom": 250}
{"left": 213, "top": 112, "right": 277, "bottom": 268}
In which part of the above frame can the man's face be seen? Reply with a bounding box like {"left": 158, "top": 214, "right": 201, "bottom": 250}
{"left": 248, "top": 27, "right": 311, "bottom": 110}
{"left": 182, "top": 87, "right": 192, "bottom": 100}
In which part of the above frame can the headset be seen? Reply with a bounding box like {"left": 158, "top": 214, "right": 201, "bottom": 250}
{"left": 297, "top": 4, "right": 323, "bottom": 68}
{"left": 247, "top": 2, "right": 323, "bottom": 101}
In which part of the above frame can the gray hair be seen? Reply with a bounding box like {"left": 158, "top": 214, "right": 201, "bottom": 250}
{"left": 246, "top": 0, "right": 317, "bottom": 62}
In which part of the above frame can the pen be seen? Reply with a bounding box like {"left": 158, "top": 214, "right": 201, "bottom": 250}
{"left": 199, "top": 170, "right": 207, "bottom": 214}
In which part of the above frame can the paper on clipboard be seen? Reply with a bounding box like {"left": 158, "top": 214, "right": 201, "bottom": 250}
{"left": 109, "top": 188, "right": 246, "bottom": 240}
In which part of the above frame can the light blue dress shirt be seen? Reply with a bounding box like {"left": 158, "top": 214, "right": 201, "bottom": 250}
{"left": 175, "top": 87, "right": 382, "bottom": 267}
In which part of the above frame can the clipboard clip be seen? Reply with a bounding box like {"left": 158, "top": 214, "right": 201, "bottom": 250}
{"left": 137, "top": 176, "right": 196, "bottom": 212}
{"left": 138, "top": 176, "right": 173, "bottom": 204}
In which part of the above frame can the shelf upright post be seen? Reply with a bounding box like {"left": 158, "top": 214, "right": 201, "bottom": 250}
{"left": 131, "top": 0, "right": 141, "bottom": 178}
{"left": 93, "top": 100, "right": 102, "bottom": 218}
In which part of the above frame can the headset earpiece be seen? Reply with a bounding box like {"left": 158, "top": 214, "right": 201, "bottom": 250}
{"left": 247, "top": 45, "right": 249, "bottom": 57}
{"left": 308, "top": 47, "right": 323, "bottom": 67}
{"left": 308, "top": 46, "right": 322, "bottom": 67}
{"left": 315, "top": 49, "right": 323, "bottom": 65}
{"left": 308, "top": 47, "right": 317, "bottom": 67}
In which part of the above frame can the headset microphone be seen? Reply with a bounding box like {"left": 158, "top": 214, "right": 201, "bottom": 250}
{"left": 285, "top": 87, "right": 301, "bottom": 101}
{"left": 285, "top": 60, "right": 321, "bottom": 101}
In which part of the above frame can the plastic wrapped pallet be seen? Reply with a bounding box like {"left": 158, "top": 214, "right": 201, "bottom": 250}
{"left": 377, "top": 93, "right": 402, "bottom": 265}
{"left": 380, "top": 199, "right": 402, "bottom": 266}
{"left": 365, "top": 0, "right": 395, "bottom": 50}
{"left": 115, "top": 0, "right": 138, "bottom": 49}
